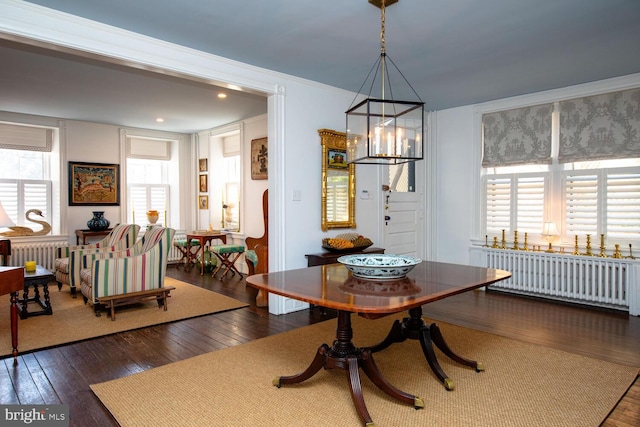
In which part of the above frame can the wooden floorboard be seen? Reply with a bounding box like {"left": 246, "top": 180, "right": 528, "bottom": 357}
{"left": 0, "top": 266, "right": 637, "bottom": 426}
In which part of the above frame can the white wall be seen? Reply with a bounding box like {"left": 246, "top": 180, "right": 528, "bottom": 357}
{"left": 64, "top": 121, "right": 122, "bottom": 236}
{"left": 433, "top": 106, "right": 475, "bottom": 264}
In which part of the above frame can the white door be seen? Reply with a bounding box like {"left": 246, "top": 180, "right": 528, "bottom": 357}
{"left": 382, "top": 161, "right": 424, "bottom": 258}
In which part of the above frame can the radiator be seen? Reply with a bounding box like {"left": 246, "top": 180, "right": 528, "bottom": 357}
{"left": 6, "top": 239, "right": 67, "bottom": 271}
{"left": 168, "top": 232, "right": 187, "bottom": 263}
{"left": 470, "top": 247, "right": 640, "bottom": 315}
{"left": 4, "top": 235, "right": 216, "bottom": 271}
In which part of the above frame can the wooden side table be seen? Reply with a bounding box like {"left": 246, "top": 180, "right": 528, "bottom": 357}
{"left": 305, "top": 247, "right": 385, "bottom": 267}
{"left": 0, "top": 266, "right": 24, "bottom": 365}
{"left": 19, "top": 265, "right": 55, "bottom": 318}
{"left": 75, "top": 228, "right": 112, "bottom": 245}
{"left": 186, "top": 231, "right": 227, "bottom": 275}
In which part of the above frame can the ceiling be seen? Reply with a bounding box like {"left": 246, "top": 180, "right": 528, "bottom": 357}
{"left": 1, "top": 0, "right": 640, "bottom": 133}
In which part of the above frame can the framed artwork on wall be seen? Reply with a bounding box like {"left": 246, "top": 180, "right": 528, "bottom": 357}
{"left": 199, "top": 158, "right": 208, "bottom": 172}
{"left": 68, "top": 161, "right": 120, "bottom": 206}
{"left": 199, "top": 174, "right": 208, "bottom": 192}
{"left": 327, "top": 149, "right": 348, "bottom": 169}
{"left": 251, "top": 137, "right": 268, "bottom": 180}
{"left": 198, "top": 195, "right": 208, "bottom": 210}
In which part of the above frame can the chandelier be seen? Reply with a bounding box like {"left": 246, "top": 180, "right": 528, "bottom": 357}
{"left": 346, "top": 0, "right": 424, "bottom": 165}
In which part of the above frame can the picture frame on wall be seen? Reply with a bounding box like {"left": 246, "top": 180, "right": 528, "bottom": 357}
{"left": 199, "top": 174, "right": 208, "bottom": 192}
{"left": 250, "top": 137, "right": 268, "bottom": 180}
{"left": 198, "top": 195, "right": 208, "bottom": 210}
{"left": 68, "top": 161, "right": 120, "bottom": 206}
{"left": 199, "top": 158, "right": 208, "bottom": 172}
{"left": 327, "top": 149, "right": 348, "bottom": 169}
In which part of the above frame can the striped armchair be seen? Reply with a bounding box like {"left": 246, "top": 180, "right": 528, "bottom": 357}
{"left": 79, "top": 227, "right": 175, "bottom": 319}
{"left": 55, "top": 224, "right": 140, "bottom": 296}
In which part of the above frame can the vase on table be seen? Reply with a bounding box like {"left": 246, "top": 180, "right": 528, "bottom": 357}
{"left": 146, "top": 210, "right": 159, "bottom": 226}
{"left": 87, "top": 211, "right": 110, "bottom": 231}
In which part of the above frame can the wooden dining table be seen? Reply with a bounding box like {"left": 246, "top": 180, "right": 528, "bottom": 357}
{"left": 246, "top": 260, "right": 511, "bottom": 426}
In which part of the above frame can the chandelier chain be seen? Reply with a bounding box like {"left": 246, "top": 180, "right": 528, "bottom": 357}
{"left": 380, "top": 0, "right": 386, "bottom": 54}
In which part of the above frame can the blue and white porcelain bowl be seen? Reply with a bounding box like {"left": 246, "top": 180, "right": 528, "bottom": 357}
{"left": 337, "top": 254, "right": 422, "bottom": 280}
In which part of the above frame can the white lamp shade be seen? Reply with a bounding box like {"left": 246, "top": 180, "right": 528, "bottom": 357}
{"left": 541, "top": 222, "right": 559, "bottom": 237}
{"left": 0, "top": 201, "right": 15, "bottom": 228}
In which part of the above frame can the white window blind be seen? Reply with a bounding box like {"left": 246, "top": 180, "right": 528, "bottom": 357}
{"left": 606, "top": 172, "right": 640, "bottom": 240}
{"left": 0, "top": 179, "right": 51, "bottom": 229}
{"left": 516, "top": 176, "right": 545, "bottom": 234}
{"left": 0, "top": 123, "right": 53, "bottom": 152}
{"left": 564, "top": 173, "right": 598, "bottom": 235}
{"left": 129, "top": 184, "right": 168, "bottom": 229}
{"left": 486, "top": 176, "right": 511, "bottom": 233}
{"left": 486, "top": 175, "right": 545, "bottom": 234}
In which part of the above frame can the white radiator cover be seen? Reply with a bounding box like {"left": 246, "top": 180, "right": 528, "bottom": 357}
{"left": 470, "top": 247, "right": 640, "bottom": 316}
{"left": 3, "top": 234, "right": 249, "bottom": 274}
{"left": 6, "top": 239, "right": 67, "bottom": 271}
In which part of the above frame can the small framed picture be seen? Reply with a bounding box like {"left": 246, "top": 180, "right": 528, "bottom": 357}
{"left": 328, "top": 149, "right": 348, "bottom": 169}
{"left": 251, "top": 137, "right": 268, "bottom": 180}
{"left": 198, "top": 195, "right": 208, "bottom": 209}
{"left": 199, "top": 158, "right": 208, "bottom": 172}
{"left": 199, "top": 174, "right": 208, "bottom": 192}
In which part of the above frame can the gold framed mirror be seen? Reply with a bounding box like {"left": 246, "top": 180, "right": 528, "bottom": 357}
{"left": 319, "top": 128, "right": 356, "bottom": 231}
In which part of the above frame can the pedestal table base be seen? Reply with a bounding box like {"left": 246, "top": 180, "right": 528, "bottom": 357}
{"left": 273, "top": 310, "right": 424, "bottom": 426}
{"left": 369, "top": 306, "right": 484, "bottom": 391}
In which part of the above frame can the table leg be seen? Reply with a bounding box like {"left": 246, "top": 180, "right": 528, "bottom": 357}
{"left": 197, "top": 244, "right": 205, "bottom": 275}
{"left": 273, "top": 310, "right": 423, "bottom": 426}
{"left": 42, "top": 283, "right": 52, "bottom": 315}
{"left": 10, "top": 291, "right": 19, "bottom": 365}
{"left": 368, "top": 306, "right": 484, "bottom": 391}
{"left": 20, "top": 287, "right": 29, "bottom": 319}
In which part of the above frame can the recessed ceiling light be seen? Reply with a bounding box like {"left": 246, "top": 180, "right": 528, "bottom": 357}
{"left": 217, "top": 93, "right": 227, "bottom": 99}
{"left": 156, "top": 118, "right": 164, "bottom": 123}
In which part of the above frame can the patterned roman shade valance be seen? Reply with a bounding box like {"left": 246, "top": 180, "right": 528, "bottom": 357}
{"left": 482, "top": 104, "right": 553, "bottom": 167}
{"left": 558, "top": 88, "right": 640, "bottom": 163}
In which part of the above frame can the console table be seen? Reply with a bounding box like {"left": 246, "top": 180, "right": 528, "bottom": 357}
{"left": 305, "top": 247, "right": 385, "bottom": 267}
{"left": 76, "top": 228, "right": 112, "bottom": 245}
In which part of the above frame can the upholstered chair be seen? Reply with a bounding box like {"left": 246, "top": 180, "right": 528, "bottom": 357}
{"left": 55, "top": 223, "right": 140, "bottom": 296}
{"left": 79, "top": 227, "right": 175, "bottom": 317}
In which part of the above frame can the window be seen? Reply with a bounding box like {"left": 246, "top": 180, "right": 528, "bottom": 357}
{"left": 127, "top": 158, "right": 170, "bottom": 229}
{"left": 0, "top": 121, "right": 57, "bottom": 234}
{"left": 485, "top": 173, "right": 546, "bottom": 235}
{"left": 222, "top": 155, "right": 240, "bottom": 231}
{"left": 482, "top": 87, "right": 640, "bottom": 246}
{"left": 125, "top": 134, "right": 177, "bottom": 231}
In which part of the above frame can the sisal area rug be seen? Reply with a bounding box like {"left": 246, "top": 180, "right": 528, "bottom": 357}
{"left": 0, "top": 277, "right": 247, "bottom": 357}
{"left": 92, "top": 313, "right": 639, "bottom": 427}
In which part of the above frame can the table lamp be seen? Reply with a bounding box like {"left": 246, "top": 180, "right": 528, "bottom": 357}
{"left": 542, "top": 222, "right": 560, "bottom": 253}
{"left": 0, "top": 201, "right": 15, "bottom": 229}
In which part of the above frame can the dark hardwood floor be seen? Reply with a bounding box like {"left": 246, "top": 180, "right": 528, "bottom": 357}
{"left": 2, "top": 266, "right": 639, "bottom": 426}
